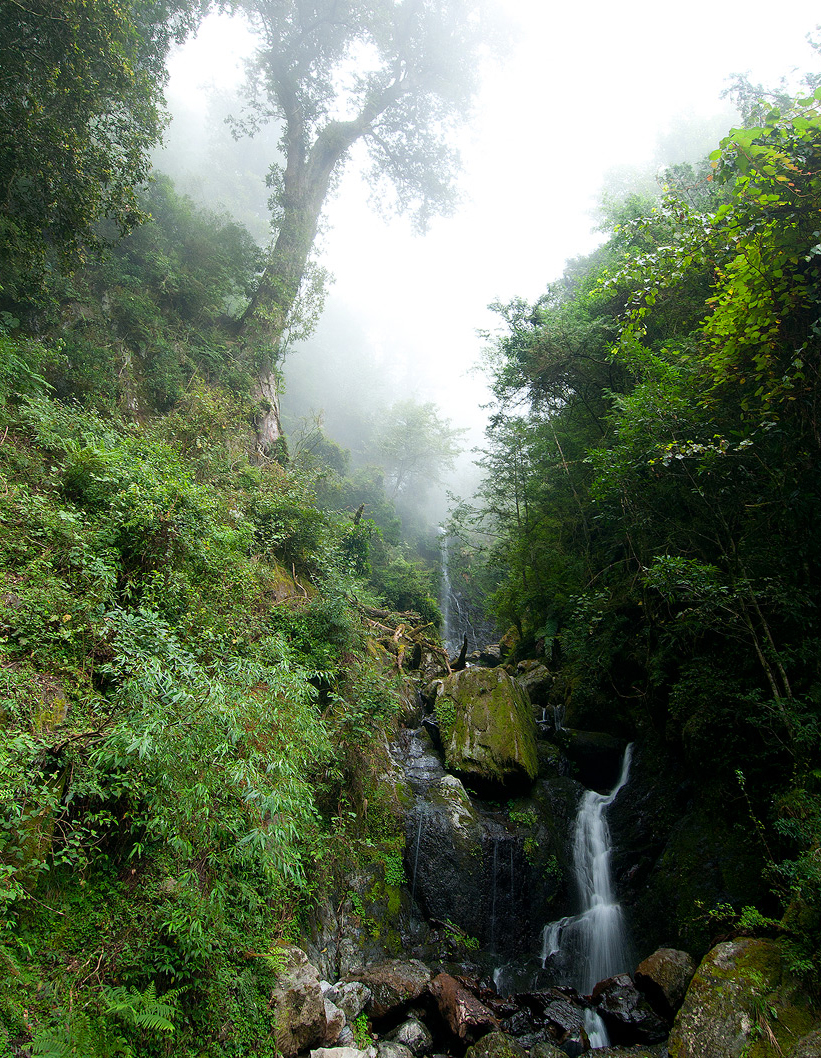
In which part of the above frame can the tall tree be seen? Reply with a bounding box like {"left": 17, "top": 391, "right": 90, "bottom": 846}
{"left": 371, "top": 397, "right": 464, "bottom": 499}
{"left": 222, "top": 0, "right": 490, "bottom": 451}
{"left": 0, "top": 0, "right": 204, "bottom": 313}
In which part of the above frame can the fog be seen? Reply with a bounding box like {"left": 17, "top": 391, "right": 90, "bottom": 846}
{"left": 159, "top": 0, "right": 820, "bottom": 513}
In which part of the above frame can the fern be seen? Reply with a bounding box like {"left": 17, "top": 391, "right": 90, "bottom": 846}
{"left": 30, "top": 983, "right": 179, "bottom": 1058}
{"left": 103, "top": 981, "right": 180, "bottom": 1032}
{"left": 30, "top": 1012, "right": 131, "bottom": 1058}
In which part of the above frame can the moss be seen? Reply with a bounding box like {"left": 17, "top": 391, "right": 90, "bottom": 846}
{"left": 669, "top": 939, "right": 819, "bottom": 1058}
{"left": 439, "top": 668, "right": 538, "bottom": 787}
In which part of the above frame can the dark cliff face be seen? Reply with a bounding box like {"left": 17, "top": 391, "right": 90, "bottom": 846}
{"left": 607, "top": 737, "right": 770, "bottom": 959}
{"left": 395, "top": 725, "right": 580, "bottom": 961}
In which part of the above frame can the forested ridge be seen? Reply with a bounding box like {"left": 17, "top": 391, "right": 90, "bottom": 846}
{"left": 458, "top": 82, "right": 821, "bottom": 976}
{"left": 1, "top": 0, "right": 821, "bottom": 1055}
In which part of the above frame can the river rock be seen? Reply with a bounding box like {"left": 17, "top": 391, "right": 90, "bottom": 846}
{"left": 586, "top": 1047, "right": 667, "bottom": 1057}
{"left": 430, "top": 972, "right": 499, "bottom": 1042}
{"left": 592, "top": 973, "right": 669, "bottom": 1044}
{"left": 350, "top": 959, "right": 431, "bottom": 1018}
{"left": 436, "top": 667, "right": 538, "bottom": 789}
{"left": 668, "top": 938, "right": 818, "bottom": 1058}
{"left": 270, "top": 946, "right": 327, "bottom": 1057}
{"left": 518, "top": 990, "right": 584, "bottom": 1037}
{"left": 464, "top": 1031, "right": 527, "bottom": 1058}
{"left": 526, "top": 1044, "right": 566, "bottom": 1058}
{"left": 323, "top": 997, "right": 347, "bottom": 1044}
{"left": 634, "top": 947, "right": 696, "bottom": 1022}
{"left": 377, "top": 1042, "right": 414, "bottom": 1058}
{"left": 515, "top": 661, "right": 554, "bottom": 707}
{"left": 311, "top": 1049, "right": 376, "bottom": 1058}
{"left": 326, "top": 980, "right": 372, "bottom": 1021}
{"left": 386, "top": 1017, "right": 434, "bottom": 1056}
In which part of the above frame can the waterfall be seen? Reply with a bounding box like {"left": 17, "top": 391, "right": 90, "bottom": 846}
{"left": 541, "top": 745, "right": 634, "bottom": 1043}
{"left": 437, "top": 527, "right": 453, "bottom": 652}
{"left": 490, "top": 837, "right": 499, "bottom": 952}
{"left": 411, "top": 811, "right": 425, "bottom": 903}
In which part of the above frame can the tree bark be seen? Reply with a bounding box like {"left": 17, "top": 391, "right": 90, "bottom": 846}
{"left": 235, "top": 67, "right": 412, "bottom": 455}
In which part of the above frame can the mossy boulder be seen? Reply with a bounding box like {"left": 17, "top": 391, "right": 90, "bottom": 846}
{"left": 465, "top": 1031, "right": 528, "bottom": 1058}
{"left": 270, "top": 946, "right": 327, "bottom": 1058}
{"left": 405, "top": 774, "right": 486, "bottom": 939}
{"left": 668, "top": 938, "right": 819, "bottom": 1058}
{"left": 436, "top": 668, "right": 538, "bottom": 790}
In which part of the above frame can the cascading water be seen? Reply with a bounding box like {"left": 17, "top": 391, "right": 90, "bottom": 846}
{"left": 437, "top": 527, "right": 454, "bottom": 653}
{"left": 541, "top": 744, "right": 634, "bottom": 1046}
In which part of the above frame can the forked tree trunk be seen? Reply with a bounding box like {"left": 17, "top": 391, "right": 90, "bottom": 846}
{"left": 237, "top": 129, "right": 348, "bottom": 457}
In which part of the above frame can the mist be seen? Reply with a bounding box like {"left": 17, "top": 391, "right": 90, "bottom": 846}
{"left": 155, "top": 1, "right": 820, "bottom": 530}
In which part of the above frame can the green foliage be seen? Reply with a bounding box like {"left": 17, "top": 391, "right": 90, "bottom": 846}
{"left": 352, "top": 1013, "right": 375, "bottom": 1049}
{"left": 383, "top": 851, "right": 406, "bottom": 888}
{"left": 508, "top": 807, "right": 538, "bottom": 829}
{"left": 471, "top": 80, "right": 821, "bottom": 970}
{"left": 48, "top": 175, "right": 264, "bottom": 412}
{"left": 368, "top": 548, "right": 442, "bottom": 626}
{"left": 0, "top": 378, "right": 409, "bottom": 1048}
{"left": 0, "top": 0, "right": 202, "bottom": 311}
{"left": 443, "top": 920, "right": 480, "bottom": 951}
{"left": 435, "top": 698, "right": 457, "bottom": 739}
{"left": 30, "top": 982, "right": 179, "bottom": 1058}
{"left": 371, "top": 399, "right": 465, "bottom": 501}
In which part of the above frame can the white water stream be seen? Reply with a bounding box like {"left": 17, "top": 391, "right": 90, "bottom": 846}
{"left": 437, "top": 527, "right": 452, "bottom": 650}
{"left": 541, "top": 744, "right": 634, "bottom": 1047}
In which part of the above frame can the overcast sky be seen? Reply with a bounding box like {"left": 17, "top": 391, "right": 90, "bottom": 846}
{"left": 166, "top": 1, "right": 820, "bottom": 441}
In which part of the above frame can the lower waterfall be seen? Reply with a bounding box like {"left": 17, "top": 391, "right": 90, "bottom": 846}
{"left": 542, "top": 744, "right": 634, "bottom": 1045}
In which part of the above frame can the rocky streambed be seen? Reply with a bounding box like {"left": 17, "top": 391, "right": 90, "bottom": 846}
{"left": 269, "top": 938, "right": 819, "bottom": 1057}
{"left": 290, "top": 639, "right": 819, "bottom": 1057}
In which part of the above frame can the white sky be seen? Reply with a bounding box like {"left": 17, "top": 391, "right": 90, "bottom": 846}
{"left": 166, "top": 1, "right": 820, "bottom": 438}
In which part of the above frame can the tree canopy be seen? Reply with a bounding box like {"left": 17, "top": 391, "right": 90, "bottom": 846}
{"left": 461, "top": 83, "right": 821, "bottom": 981}
{"left": 0, "top": 0, "right": 203, "bottom": 314}
{"left": 221, "top": 0, "right": 492, "bottom": 449}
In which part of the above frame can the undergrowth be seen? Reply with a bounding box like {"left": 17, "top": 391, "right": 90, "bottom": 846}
{"left": 0, "top": 370, "right": 408, "bottom": 1055}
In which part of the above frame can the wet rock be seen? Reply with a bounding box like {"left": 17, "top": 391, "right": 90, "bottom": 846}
{"left": 377, "top": 1042, "right": 414, "bottom": 1058}
{"left": 403, "top": 768, "right": 485, "bottom": 938}
{"left": 430, "top": 972, "right": 499, "bottom": 1042}
{"left": 634, "top": 947, "right": 696, "bottom": 1022}
{"left": 398, "top": 726, "right": 540, "bottom": 953}
{"left": 668, "top": 938, "right": 818, "bottom": 1058}
{"left": 526, "top": 1044, "right": 566, "bottom": 1058}
{"left": 326, "top": 980, "right": 372, "bottom": 1021}
{"left": 350, "top": 959, "right": 431, "bottom": 1019}
{"left": 386, "top": 1017, "right": 434, "bottom": 1056}
{"left": 607, "top": 738, "right": 768, "bottom": 959}
{"left": 323, "top": 997, "right": 347, "bottom": 1044}
{"left": 592, "top": 973, "right": 668, "bottom": 1045}
{"left": 560, "top": 730, "right": 627, "bottom": 792}
{"left": 311, "top": 1048, "right": 376, "bottom": 1058}
{"left": 518, "top": 989, "right": 585, "bottom": 1038}
{"left": 436, "top": 667, "right": 538, "bottom": 789}
{"left": 336, "top": 1026, "right": 355, "bottom": 1048}
{"left": 464, "top": 1031, "right": 526, "bottom": 1058}
{"left": 789, "top": 1027, "right": 821, "bottom": 1057}
{"left": 588, "top": 1047, "right": 667, "bottom": 1057}
{"left": 499, "top": 1010, "right": 534, "bottom": 1037}
{"left": 270, "top": 946, "right": 327, "bottom": 1057}
{"left": 476, "top": 645, "right": 504, "bottom": 667}
{"left": 510, "top": 990, "right": 590, "bottom": 1054}
{"left": 515, "top": 662, "right": 554, "bottom": 708}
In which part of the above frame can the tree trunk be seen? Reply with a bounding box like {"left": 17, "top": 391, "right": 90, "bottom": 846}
{"left": 237, "top": 129, "right": 348, "bottom": 456}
